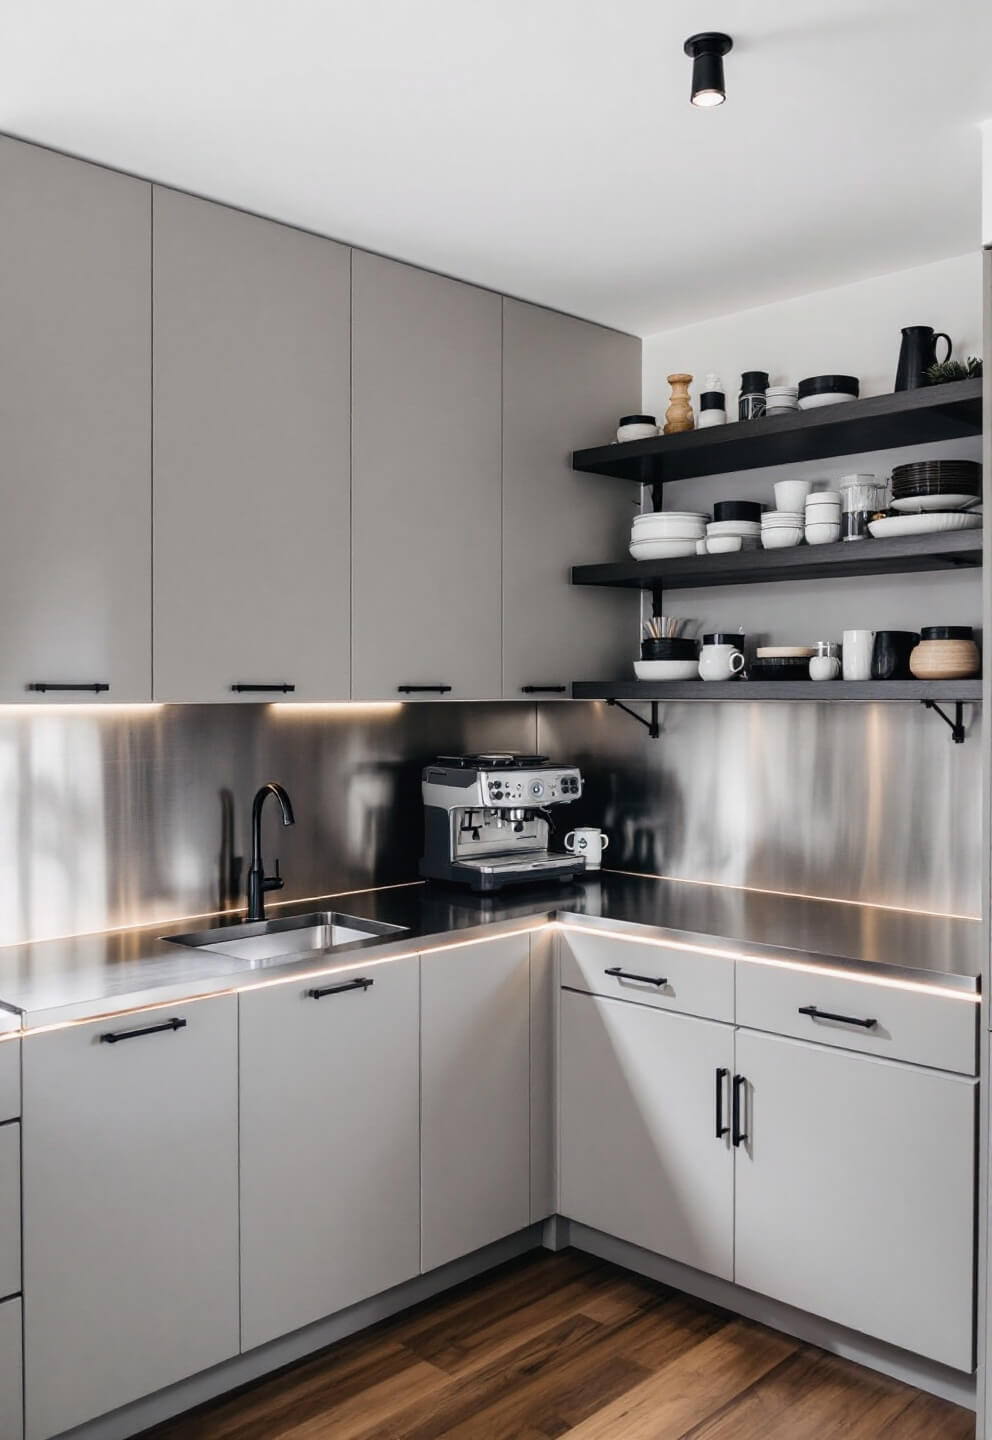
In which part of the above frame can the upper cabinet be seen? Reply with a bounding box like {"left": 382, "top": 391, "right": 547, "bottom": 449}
{"left": 152, "top": 188, "right": 352, "bottom": 702}
{"left": 352, "top": 253, "right": 502, "bottom": 700}
{"left": 501, "top": 301, "right": 640, "bottom": 696}
{"left": 0, "top": 139, "right": 151, "bottom": 702}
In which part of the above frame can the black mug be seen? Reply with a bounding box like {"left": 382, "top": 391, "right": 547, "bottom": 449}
{"left": 894, "top": 326, "right": 952, "bottom": 391}
{"left": 871, "top": 630, "right": 920, "bottom": 681}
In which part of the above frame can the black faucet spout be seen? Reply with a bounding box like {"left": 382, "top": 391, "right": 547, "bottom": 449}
{"left": 246, "top": 782, "right": 295, "bottom": 922}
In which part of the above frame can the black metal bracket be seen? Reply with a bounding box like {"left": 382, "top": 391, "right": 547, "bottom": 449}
{"left": 607, "top": 697, "right": 661, "bottom": 740}
{"left": 921, "top": 699, "right": 966, "bottom": 744}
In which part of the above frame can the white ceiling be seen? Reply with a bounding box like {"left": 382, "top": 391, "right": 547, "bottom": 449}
{"left": 0, "top": 0, "right": 988, "bottom": 335}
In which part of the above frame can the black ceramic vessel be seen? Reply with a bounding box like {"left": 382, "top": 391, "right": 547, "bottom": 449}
{"left": 871, "top": 630, "right": 921, "bottom": 680}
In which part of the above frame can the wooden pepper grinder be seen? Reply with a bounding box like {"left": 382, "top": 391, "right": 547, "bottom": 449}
{"left": 664, "top": 373, "right": 694, "bottom": 434}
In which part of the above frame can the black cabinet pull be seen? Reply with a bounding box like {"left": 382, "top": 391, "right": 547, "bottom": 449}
{"left": 604, "top": 965, "right": 668, "bottom": 988}
{"left": 521, "top": 685, "right": 567, "bottom": 694}
{"left": 101, "top": 1017, "right": 187, "bottom": 1045}
{"left": 231, "top": 683, "right": 296, "bottom": 694}
{"left": 308, "top": 976, "right": 374, "bottom": 1000}
{"left": 732, "top": 1074, "right": 747, "bottom": 1147}
{"left": 28, "top": 682, "right": 110, "bottom": 694}
{"left": 715, "top": 1067, "right": 729, "bottom": 1139}
{"left": 397, "top": 685, "right": 452, "bottom": 694}
{"left": 798, "top": 1004, "right": 877, "bottom": 1030}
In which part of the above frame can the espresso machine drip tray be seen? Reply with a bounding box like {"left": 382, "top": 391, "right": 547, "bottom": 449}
{"left": 454, "top": 853, "right": 579, "bottom": 876}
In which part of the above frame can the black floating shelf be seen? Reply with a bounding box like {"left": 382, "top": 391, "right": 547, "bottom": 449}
{"left": 572, "top": 529, "right": 983, "bottom": 592}
{"left": 572, "top": 378, "right": 982, "bottom": 486}
{"left": 572, "top": 679, "right": 982, "bottom": 703}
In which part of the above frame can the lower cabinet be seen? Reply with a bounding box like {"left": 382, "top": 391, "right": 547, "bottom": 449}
{"left": 21, "top": 996, "right": 240, "bottom": 1440}
{"left": 559, "top": 989, "right": 735, "bottom": 1280}
{"left": 0, "top": 1296, "right": 21, "bottom": 1440}
{"left": 733, "top": 1029, "right": 976, "bottom": 1372}
{"left": 239, "top": 958, "right": 421, "bottom": 1351}
{"left": 0, "top": 1124, "right": 19, "bottom": 1302}
{"left": 421, "top": 935, "right": 532, "bottom": 1271}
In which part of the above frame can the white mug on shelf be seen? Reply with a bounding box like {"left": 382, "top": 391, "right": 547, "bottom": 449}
{"left": 842, "top": 629, "right": 876, "bottom": 681}
{"left": 565, "top": 827, "right": 610, "bottom": 871}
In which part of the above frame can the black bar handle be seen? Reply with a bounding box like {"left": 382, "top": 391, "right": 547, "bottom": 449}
{"left": 604, "top": 965, "right": 668, "bottom": 988}
{"left": 715, "top": 1067, "right": 729, "bottom": 1139}
{"left": 397, "top": 685, "right": 452, "bottom": 694}
{"left": 521, "top": 685, "right": 568, "bottom": 694}
{"left": 101, "top": 1017, "right": 187, "bottom": 1045}
{"left": 231, "top": 683, "right": 296, "bottom": 693}
{"left": 28, "top": 682, "right": 110, "bottom": 693}
{"left": 798, "top": 1004, "right": 877, "bottom": 1030}
{"left": 308, "top": 976, "right": 374, "bottom": 1000}
{"left": 732, "top": 1074, "right": 747, "bottom": 1147}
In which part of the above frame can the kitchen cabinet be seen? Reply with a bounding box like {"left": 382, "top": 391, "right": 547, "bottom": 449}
{"left": 421, "top": 935, "right": 531, "bottom": 1269}
{"left": 239, "top": 958, "right": 421, "bottom": 1351}
{"left": 0, "top": 136, "right": 151, "bottom": 703}
{"left": 0, "top": 1297, "right": 21, "bottom": 1440}
{"left": 733, "top": 1029, "right": 975, "bottom": 1371}
{"left": 501, "top": 300, "right": 641, "bottom": 695}
{"left": 559, "top": 988, "right": 735, "bottom": 1280}
{"left": 22, "top": 996, "right": 239, "bottom": 1440}
{"left": 0, "top": 1042, "right": 18, "bottom": 1125}
{"left": 352, "top": 252, "right": 502, "bottom": 700}
{"left": 560, "top": 926, "right": 734, "bottom": 1023}
{"left": 0, "top": 1125, "right": 19, "bottom": 1301}
{"left": 153, "top": 187, "right": 351, "bottom": 702}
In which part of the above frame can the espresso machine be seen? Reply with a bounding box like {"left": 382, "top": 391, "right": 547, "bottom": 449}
{"left": 420, "top": 753, "right": 586, "bottom": 891}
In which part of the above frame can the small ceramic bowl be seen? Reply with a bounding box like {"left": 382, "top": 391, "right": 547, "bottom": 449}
{"left": 762, "top": 529, "right": 803, "bottom": 549}
{"left": 617, "top": 414, "right": 659, "bottom": 442}
{"left": 805, "top": 521, "right": 842, "bottom": 545}
{"left": 774, "top": 479, "right": 812, "bottom": 512}
{"left": 704, "top": 536, "right": 744, "bottom": 554}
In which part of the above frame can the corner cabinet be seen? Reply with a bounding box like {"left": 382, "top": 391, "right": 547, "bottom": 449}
{"left": 501, "top": 301, "right": 641, "bottom": 696}
{"left": 152, "top": 187, "right": 352, "bottom": 702}
{"left": 0, "top": 137, "right": 151, "bottom": 702}
{"left": 351, "top": 253, "right": 502, "bottom": 701}
{"left": 21, "top": 996, "right": 240, "bottom": 1440}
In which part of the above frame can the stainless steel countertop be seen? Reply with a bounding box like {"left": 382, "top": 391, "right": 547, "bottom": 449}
{"left": 0, "top": 870, "right": 981, "bottom": 1029}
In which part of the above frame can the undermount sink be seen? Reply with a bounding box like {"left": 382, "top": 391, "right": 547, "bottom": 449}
{"left": 167, "top": 911, "right": 408, "bottom": 963}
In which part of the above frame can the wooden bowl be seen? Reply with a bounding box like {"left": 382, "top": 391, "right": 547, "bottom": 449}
{"left": 909, "top": 639, "right": 980, "bottom": 681}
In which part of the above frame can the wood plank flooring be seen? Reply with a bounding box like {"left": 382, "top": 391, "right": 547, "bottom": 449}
{"left": 144, "top": 1251, "right": 975, "bottom": 1440}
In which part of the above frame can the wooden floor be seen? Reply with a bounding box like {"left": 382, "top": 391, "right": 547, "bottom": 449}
{"left": 145, "top": 1251, "right": 975, "bottom": 1439}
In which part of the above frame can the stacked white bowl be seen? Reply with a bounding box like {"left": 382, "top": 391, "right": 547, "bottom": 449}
{"left": 804, "top": 489, "right": 842, "bottom": 546}
{"left": 705, "top": 519, "right": 762, "bottom": 551}
{"left": 630, "top": 511, "right": 708, "bottom": 560}
{"left": 765, "top": 385, "right": 799, "bottom": 416}
{"left": 761, "top": 511, "right": 804, "bottom": 549}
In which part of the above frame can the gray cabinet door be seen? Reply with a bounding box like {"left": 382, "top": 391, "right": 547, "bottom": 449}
{"left": 239, "top": 958, "right": 421, "bottom": 1351}
{"left": 153, "top": 188, "right": 351, "bottom": 702}
{"left": 22, "top": 996, "right": 239, "bottom": 1440}
{"left": 501, "top": 300, "right": 641, "bottom": 695}
{"left": 0, "top": 1297, "right": 21, "bottom": 1440}
{"left": 421, "top": 934, "right": 531, "bottom": 1270}
{"left": 0, "top": 137, "right": 151, "bottom": 703}
{"left": 0, "top": 1124, "right": 18, "bottom": 1301}
{"left": 352, "top": 252, "right": 502, "bottom": 700}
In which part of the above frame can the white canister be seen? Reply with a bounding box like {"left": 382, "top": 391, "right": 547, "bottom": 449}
{"left": 809, "top": 655, "right": 841, "bottom": 681}
{"left": 564, "top": 827, "right": 610, "bottom": 871}
{"left": 842, "top": 630, "right": 876, "bottom": 681}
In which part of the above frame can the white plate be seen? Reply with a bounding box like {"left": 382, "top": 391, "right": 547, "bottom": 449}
{"left": 633, "top": 511, "right": 708, "bottom": 523}
{"left": 707, "top": 521, "right": 762, "bottom": 535}
{"left": 889, "top": 494, "right": 979, "bottom": 514}
{"left": 867, "top": 512, "right": 982, "bottom": 539}
{"left": 629, "top": 540, "right": 700, "bottom": 560}
{"left": 757, "top": 646, "right": 816, "bottom": 658}
{"left": 634, "top": 660, "right": 699, "bottom": 681}
{"left": 630, "top": 520, "right": 706, "bottom": 537}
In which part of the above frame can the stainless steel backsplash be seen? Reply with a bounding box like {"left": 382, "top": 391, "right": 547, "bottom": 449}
{"left": 0, "top": 698, "right": 978, "bottom": 948}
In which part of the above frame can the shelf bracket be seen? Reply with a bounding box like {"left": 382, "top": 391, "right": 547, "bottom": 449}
{"left": 607, "top": 698, "right": 661, "bottom": 740}
{"left": 921, "top": 699, "right": 967, "bottom": 744}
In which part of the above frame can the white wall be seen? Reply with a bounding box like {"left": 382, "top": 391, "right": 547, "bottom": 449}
{"left": 983, "top": 118, "right": 992, "bottom": 245}
{"left": 643, "top": 252, "right": 982, "bottom": 416}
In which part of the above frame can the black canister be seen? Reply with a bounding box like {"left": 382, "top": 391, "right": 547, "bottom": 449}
{"left": 739, "top": 371, "right": 769, "bottom": 421}
{"left": 871, "top": 631, "right": 921, "bottom": 680}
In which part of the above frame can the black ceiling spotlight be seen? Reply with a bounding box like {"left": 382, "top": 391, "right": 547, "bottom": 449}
{"left": 684, "top": 32, "right": 733, "bottom": 107}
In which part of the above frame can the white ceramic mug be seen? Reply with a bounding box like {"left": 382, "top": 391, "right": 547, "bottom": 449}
{"left": 809, "top": 655, "right": 841, "bottom": 681}
{"left": 842, "top": 629, "right": 875, "bottom": 681}
{"left": 698, "top": 644, "right": 745, "bottom": 681}
{"left": 565, "top": 827, "right": 610, "bottom": 871}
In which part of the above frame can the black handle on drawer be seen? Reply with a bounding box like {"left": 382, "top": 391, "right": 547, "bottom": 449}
{"left": 521, "top": 685, "right": 567, "bottom": 694}
{"left": 715, "top": 1067, "right": 729, "bottom": 1139}
{"left": 231, "top": 683, "right": 296, "bottom": 693}
{"left": 732, "top": 1074, "right": 747, "bottom": 1147}
{"left": 604, "top": 965, "right": 668, "bottom": 988}
{"left": 100, "top": 1017, "right": 187, "bottom": 1045}
{"left": 397, "top": 685, "right": 452, "bottom": 694}
{"left": 798, "top": 1004, "right": 877, "bottom": 1030}
{"left": 28, "top": 682, "right": 110, "bottom": 693}
{"left": 308, "top": 977, "right": 374, "bottom": 1000}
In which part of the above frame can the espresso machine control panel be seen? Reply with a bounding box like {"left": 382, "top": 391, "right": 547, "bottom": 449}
{"left": 482, "top": 768, "right": 582, "bottom": 807}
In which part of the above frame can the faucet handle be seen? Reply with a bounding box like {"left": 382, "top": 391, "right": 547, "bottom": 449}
{"left": 263, "top": 858, "right": 285, "bottom": 894}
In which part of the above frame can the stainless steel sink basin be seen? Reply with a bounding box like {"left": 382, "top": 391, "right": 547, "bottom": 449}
{"left": 166, "top": 911, "right": 408, "bottom": 963}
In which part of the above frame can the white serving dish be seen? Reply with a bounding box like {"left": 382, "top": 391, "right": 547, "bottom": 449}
{"left": 631, "top": 519, "right": 706, "bottom": 537}
{"left": 629, "top": 539, "right": 700, "bottom": 560}
{"left": 761, "top": 529, "right": 803, "bottom": 549}
{"left": 633, "top": 511, "right": 708, "bottom": 524}
{"left": 867, "top": 512, "right": 982, "bottom": 539}
{"left": 630, "top": 526, "right": 704, "bottom": 543}
{"left": 889, "top": 494, "right": 979, "bottom": 514}
{"left": 805, "top": 522, "right": 842, "bottom": 545}
{"left": 634, "top": 660, "right": 699, "bottom": 681}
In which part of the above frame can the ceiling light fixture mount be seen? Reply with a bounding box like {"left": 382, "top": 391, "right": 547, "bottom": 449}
{"left": 684, "top": 32, "right": 733, "bottom": 108}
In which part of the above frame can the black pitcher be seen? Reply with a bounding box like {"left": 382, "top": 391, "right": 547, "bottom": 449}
{"left": 894, "top": 326, "right": 952, "bottom": 390}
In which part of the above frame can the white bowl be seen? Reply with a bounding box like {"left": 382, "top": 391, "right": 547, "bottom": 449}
{"left": 707, "top": 520, "right": 762, "bottom": 535}
{"left": 773, "top": 480, "right": 812, "bottom": 511}
{"left": 617, "top": 422, "right": 658, "bottom": 442}
{"left": 798, "top": 392, "right": 855, "bottom": 410}
{"left": 805, "top": 498, "right": 842, "bottom": 513}
{"left": 631, "top": 517, "right": 707, "bottom": 535}
{"left": 805, "top": 522, "right": 842, "bottom": 545}
{"left": 629, "top": 539, "right": 699, "bottom": 560}
{"left": 767, "top": 386, "right": 798, "bottom": 399}
{"left": 807, "top": 490, "right": 841, "bottom": 505}
{"left": 630, "top": 526, "right": 704, "bottom": 543}
{"left": 633, "top": 511, "right": 707, "bottom": 524}
{"left": 634, "top": 660, "right": 699, "bottom": 681}
{"left": 762, "top": 511, "right": 804, "bottom": 526}
{"left": 704, "top": 536, "right": 744, "bottom": 554}
{"left": 761, "top": 529, "right": 803, "bottom": 549}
